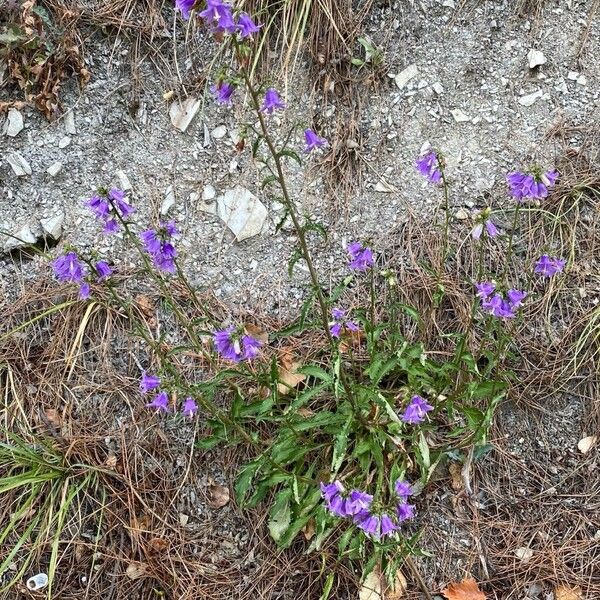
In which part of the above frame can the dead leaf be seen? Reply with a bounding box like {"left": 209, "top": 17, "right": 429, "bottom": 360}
{"left": 555, "top": 585, "right": 583, "bottom": 600}
{"left": 302, "top": 518, "right": 315, "bottom": 541}
{"left": 148, "top": 537, "right": 169, "bottom": 554}
{"left": 135, "top": 294, "right": 156, "bottom": 326}
{"left": 449, "top": 461, "right": 463, "bottom": 491}
{"left": 245, "top": 323, "right": 269, "bottom": 344}
{"left": 277, "top": 348, "right": 306, "bottom": 395}
{"left": 514, "top": 547, "right": 533, "bottom": 563}
{"left": 297, "top": 407, "right": 314, "bottom": 418}
{"left": 386, "top": 570, "right": 407, "bottom": 600}
{"left": 441, "top": 577, "right": 486, "bottom": 600}
{"left": 105, "top": 453, "right": 118, "bottom": 469}
{"left": 359, "top": 568, "right": 383, "bottom": 600}
{"left": 207, "top": 483, "right": 230, "bottom": 509}
{"left": 577, "top": 435, "right": 597, "bottom": 454}
{"left": 125, "top": 562, "right": 147, "bottom": 580}
{"left": 43, "top": 408, "right": 62, "bottom": 428}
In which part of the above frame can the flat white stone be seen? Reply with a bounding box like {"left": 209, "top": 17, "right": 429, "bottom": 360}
{"left": 211, "top": 125, "right": 227, "bottom": 139}
{"left": 212, "top": 186, "right": 267, "bottom": 242}
{"left": 169, "top": 97, "right": 201, "bottom": 132}
{"left": 161, "top": 185, "right": 175, "bottom": 215}
{"left": 394, "top": 64, "right": 418, "bottom": 90}
{"left": 3, "top": 108, "right": 24, "bottom": 137}
{"left": 64, "top": 110, "right": 76, "bottom": 135}
{"left": 518, "top": 90, "right": 543, "bottom": 106}
{"left": 40, "top": 214, "right": 64, "bottom": 239}
{"left": 527, "top": 49, "right": 546, "bottom": 69}
{"left": 3, "top": 223, "right": 39, "bottom": 252}
{"left": 58, "top": 136, "right": 71, "bottom": 149}
{"left": 7, "top": 152, "right": 31, "bottom": 176}
{"left": 116, "top": 169, "right": 132, "bottom": 190}
{"left": 202, "top": 184, "right": 216, "bottom": 201}
{"left": 47, "top": 161, "right": 63, "bottom": 177}
{"left": 451, "top": 108, "right": 470, "bottom": 122}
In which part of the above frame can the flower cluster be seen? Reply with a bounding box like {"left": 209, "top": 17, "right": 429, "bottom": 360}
{"left": 213, "top": 326, "right": 261, "bottom": 362}
{"left": 534, "top": 255, "right": 565, "bottom": 278}
{"left": 52, "top": 252, "right": 113, "bottom": 299}
{"left": 506, "top": 169, "right": 558, "bottom": 202}
{"left": 401, "top": 395, "right": 434, "bottom": 424}
{"left": 140, "top": 221, "right": 178, "bottom": 273}
{"left": 320, "top": 478, "right": 415, "bottom": 539}
{"left": 471, "top": 209, "right": 499, "bottom": 240}
{"left": 415, "top": 150, "right": 442, "bottom": 184}
{"left": 87, "top": 188, "right": 135, "bottom": 234}
{"left": 211, "top": 80, "right": 235, "bottom": 105}
{"left": 347, "top": 242, "right": 374, "bottom": 271}
{"left": 176, "top": 0, "right": 261, "bottom": 37}
{"left": 261, "top": 88, "right": 286, "bottom": 114}
{"left": 304, "top": 129, "right": 327, "bottom": 153}
{"left": 140, "top": 372, "right": 198, "bottom": 417}
{"left": 476, "top": 282, "right": 527, "bottom": 319}
{"left": 329, "top": 308, "right": 359, "bottom": 338}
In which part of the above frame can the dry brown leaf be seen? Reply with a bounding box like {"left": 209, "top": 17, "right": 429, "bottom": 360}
{"left": 207, "top": 483, "right": 230, "bottom": 509}
{"left": 43, "top": 408, "right": 62, "bottom": 428}
{"left": 148, "top": 537, "right": 169, "bottom": 554}
{"left": 105, "top": 453, "right": 118, "bottom": 469}
{"left": 359, "top": 568, "right": 383, "bottom": 600}
{"left": 125, "top": 562, "right": 147, "bottom": 580}
{"left": 577, "top": 435, "right": 597, "bottom": 454}
{"left": 245, "top": 323, "right": 269, "bottom": 344}
{"left": 448, "top": 461, "right": 463, "bottom": 491}
{"left": 441, "top": 577, "right": 486, "bottom": 600}
{"left": 555, "top": 585, "right": 583, "bottom": 600}
{"left": 297, "top": 407, "right": 314, "bottom": 418}
{"left": 514, "top": 547, "right": 533, "bottom": 563}
{"left": 386, "top": 570, "right": 407, "bottom": 600}
{"left": 277, "top": 348, "right": 306, "bottom": 395}
{"left": 302, "top": 518, "right": 315, "bottom": 541}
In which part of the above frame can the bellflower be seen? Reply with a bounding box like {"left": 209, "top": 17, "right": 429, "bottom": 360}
{"left": 146, "top": 391, "right": 169, "bottom": 413}
{"left": 140, "top": 221, "right": 178, "bottom": 274}
{"left": 475, "top": 281, "right": 496, "bottom": 299}
{"left": 415, "top": 150, "right": 442, "bottom": 184}
{"left": 347, "top": 241, "right": 374, "bottom": 271}
{"left": 506, "top": 289, "right": 527, "bottom": 309}
{"left": 175, "top": 0, "right": 196, "bottom": 19}
{"left": 95, "top": 261, "right": 113, "bottom": 280}
{"left": 237, "top": 12, "right": 261, "bottom": 38}
{"left": 394, "top": 479, "right": 414, "bottom": 503}
{"left": 401, "top": 395, "right": 434, "bottom": 424}
{"left": 304, "top": 129, "right": 327, "bottom": 153}
{"left": 397, "top": 502, "right": 416, "bottom": 522}
{"left": 210, "top": 81, "right": 234, "bottom": 105}
{"left": 260, "top": 88, "right": 286, "bottom": 114}
{"left": 354, "top": 511, "right": 381, "bottom": 537}
{"left": 199, "top": 0, "right": 235, "bottom": 32}
{"left": 86, "top": 187, "right": 134, "bottom": 234}
{"left": 534, "top": 255, "right": 565, "bottom": 277}
{"left": 472, "top": 219, "right": 499, "bottom": 240}
{"left": 53, "top": 252, "right": 85, "bottom": 283}
{"left": 182, "top": 397, "right": 198, "bottom": 418}
{"left": 344, "top": 490, "right": 373, "bottom": 515}
{"left": 329, "top": 308, "right": 359, "bottom": 338}
{"left": 320, "top": 481, "right": 348, "bottom": 517}
{"left": 379, "top": 514, "right": 397, "bottom": 537}
{"left": 213, "top": 326, "right": 261, "bottom": 362}
{"left": 481, "top": 294, "right": 515, "bottom": 319}
{"left": 507, "top": 169, "right": 558, "bottom": 202}
{"left": 140, "top": 372, "right": 161, "bottom": 394}
{"left": 79, "top": 282, "right": 91, "bottom": 300}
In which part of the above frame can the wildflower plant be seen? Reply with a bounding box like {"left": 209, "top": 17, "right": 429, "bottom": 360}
{"left": 38, "top": 1, "right": 568, "bottom": 595}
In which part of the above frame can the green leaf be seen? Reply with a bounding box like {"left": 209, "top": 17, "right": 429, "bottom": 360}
{"left": 277, "top": 149, "right": 303, "bottom": 166}
{"left": 319, "top": 573, "right": 335, "bottom": 600}
{"left": 303, "top": 220, "right": 328, "bottom": 240}
{"left": 288, "top": 247, "right": 304, "bottom": 277}
{"left": 261, "top": 174, "right": 279, "bottom": 189}
{"left": 251, "top": 136, "right": 263, "bottom": 157}
{"left": 0, "top": 27, "right": 26, "bottom": 45}
{"left": 298, "top": 365, "right": 333, "bottom": 383}
{"left": 351, "top": 57, "right": 365, "bottom": 66}
{"left": 331, "top": 412, "right": 353, "bottom": 473}
{"left": 417, "top": 431, "right": 430, "bottom": 473}
{"left": 234, "top": 459, "right": 262, "bottom": 505}
{"left": 268, "top": 489, "right": 292, "bottom": 543}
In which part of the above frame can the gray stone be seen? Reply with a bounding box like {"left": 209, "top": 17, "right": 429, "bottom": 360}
{"left": 58, "top": 136, "right": 71, "bottom": 149}
{"left": 7, "top": 152, "right": 31, "bottom": 176}
{"left": 394, "top": 64, "right": 418, "bottom": 89}
{"left": 116, "top": 170, "right": 132, "bottom": 190}
{"left": 3, "top": 223, "right": 40, "bottom": 252}
{"left": 518, "top": 90, "right": 543, "bottom": 106}
{"left": 527, "top": 49, "right": 546, "bottom": 69}
{"left": 40, "top": 214, "right": 64, "bottom": 239}
{"left": 64, "top": 110, "right": 77, "bottom": 135}
{"left": 202, "top": 184, "right": 216, "bottom": 201}
{"left": 169, "top": 97, "right": 201, "bottom": 132}
{"left": 451, "top": 108, "right": 470, "bottom": 122}
{"left": 3, "top": 108, "right": 24, "bottom": 137}
{"left": 47, "top": 162, "right": 63, "bottom": 177}
{"left": 161, "top": 185, "right": 176, "bottom": 215}
{"left": 208, "top": 186, "right": 267, "bottom": 242}
{"left": 211, "top": 125, "right": 227, "bottom": 139}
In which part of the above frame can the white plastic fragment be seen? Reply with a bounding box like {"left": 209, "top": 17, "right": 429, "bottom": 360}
{"left": 26, "top": 573, "right": 48, "bottom": 591}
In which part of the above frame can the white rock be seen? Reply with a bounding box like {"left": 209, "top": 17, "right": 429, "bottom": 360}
{"left": 3, "top": 108, "right": 24, "bottom": 137}
{"left": 203, "top": 122, "right": 211, "bottom": 147}
{"left": 161, "top": 185, "right": 175, "bottom": 215}
{"left": 46, "top": 162, "right": 63, "bottom": 177}
{"left": 169, "top": 97, "right": 201, "bottom": 132}
{"left": 211, "top": 125, "right": 227, "bottom": 139}
{"left": 64, "top": 110, "right": 76, "bottom": 135}
{"left": 374, "top": 180, "right": 396, "bottom": 193}
{"left": 40, "top": 214, "right": 64, "bottom": 239}
{"left": 116, "top": 170, "right": 132, "bottom": 190}
{"left": 202, "top": 184, "right": 216, "bottom": 201}
{"left": 3, "top": 223, "right": 39, "bottom": 252}
{"left": 567, "top": 71, "right": 579, "bottom": 81}
{"left": 451, "top": 108, "right": 470, "bottom": 123}
{"left": 527, "top": 49, "right": 546, "bottom": 69}
{"left": 212, "top": 186, "right": 267, "bottom": 242}
{"left": 432, "top": 82, "right": 444, "bottom": 95}
{"left": 577, "top": 75, "right": 587, "bottom": 86}
{"left": 394, "top": 64, "right": 418, "bottom": 90}
{"left": 455, "top": 208, "right": 469, "bottom": 220}
{"left": 58, "top": 136, "right": 71, "bottom": 149}
{"left": 7, "top": 152, "right": 31, "bottom": 176}
{"left": 442, "top": 0, "right": 455, "bottom": 7}
{"left": 518, "top": 90, "right": 543, "bottom": 106}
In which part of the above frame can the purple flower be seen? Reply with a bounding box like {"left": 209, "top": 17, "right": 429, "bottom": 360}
{"left": 380, "top": 514, "right": 397, "bottom": 537}
{"left": 95, "top": 261, "right": 113, "bottom": 280}
{"left": 182, "top": 397, "right": 198, "bottom": 418}
{"left": 210, "top": 81, "right": 234, "bottom": 105}
{"left": 507, "top": 289, "right": 527, "bottom": 309}
{"left": 260, "top": 88, "right": 286, "bottom": 114}
{"left": 140, "top": 222, "right": 178, "bottom": 274}
{"left": 103, "top": 218, "right": 119, "bottom": 234}
{"left": 237, "top": 12, "right": 261, "bottom": 38}
{"left": 108, "top": 188, "right": 135, "bottom": 218}
{"left": 86, "top": 187, "right": 134, "bottom": 234}
{"left": 397, "top": 502, "right": 415, "bottom": 522}
{"left": 329, "top": 308, "right": 359, "bottom": 338}
{"left": 140, "top": 229, "right": 161, "bottom": 255}
{"left": 534, "top": 255, "right": 565, "bottom": 278}
{"left": 401, "top": 395, "right": 434, "bottom": 424}
{"left": 53, "top": 252, "right": 85, "bottom": 283}
{"left": 472, "top": 219, "right": 499, "bottom": 240}
{"left": 475, "top": 281, "right": 496, "bottom": 299}
{"left": 140, "top": 372, "right": 161, "bottom": 394}
{"left": 354, "top": 511, "right": 381, "bottom": 537}
{"left": 213, "top": 326, "right": 261, "bottom": 362}
{"left": 79, "top": 282, "right": 91, "bottom": 300}
{"left": 347, "top": 241, "right": 374, "bottom": 271}
{"left": 415, "top": 151, "right": 442, "bottom": 184}
{"left": 320, "top": 481, "right": 344, "bottom": 503}
{"left": 199, "top": 0, "right": 235, "bottom": 32}
{"left": 304, "top": 129, "right": 327, "bottom": 153}
{"left": 507, "top": 169, "right": 558, "bottom": 202}
{"left": 481, "top": 294, "right": 515, "bottom": 319}
{"left": 175, "top": 0, "right": 196, "bottom": 19}
{"left": 394, "top": 479, "right": 413, "bottom": 502}
{"left": 87, "top": 195, "right": 109, "bottom": 220}
{"left": 146, "top": 391, "right": 169, "bottom": 413}
{"left": 344, "top": 490, "right": 373, "bottom": 515}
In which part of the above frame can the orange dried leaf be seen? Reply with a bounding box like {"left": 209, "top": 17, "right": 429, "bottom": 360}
{"left": 244, "top": 323, "right": 269, "bottom": 344}
{"left": 448, "top": 462, "right": 463, "bottom": 491}
{"left": 555, "top": 585, "right": 583, "bottom": 600}
{"left": 207, "top": 483, "right": 230, "bottom": 509}
{"left": 441, "top": 577, "right": 486, "bottom": 600}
